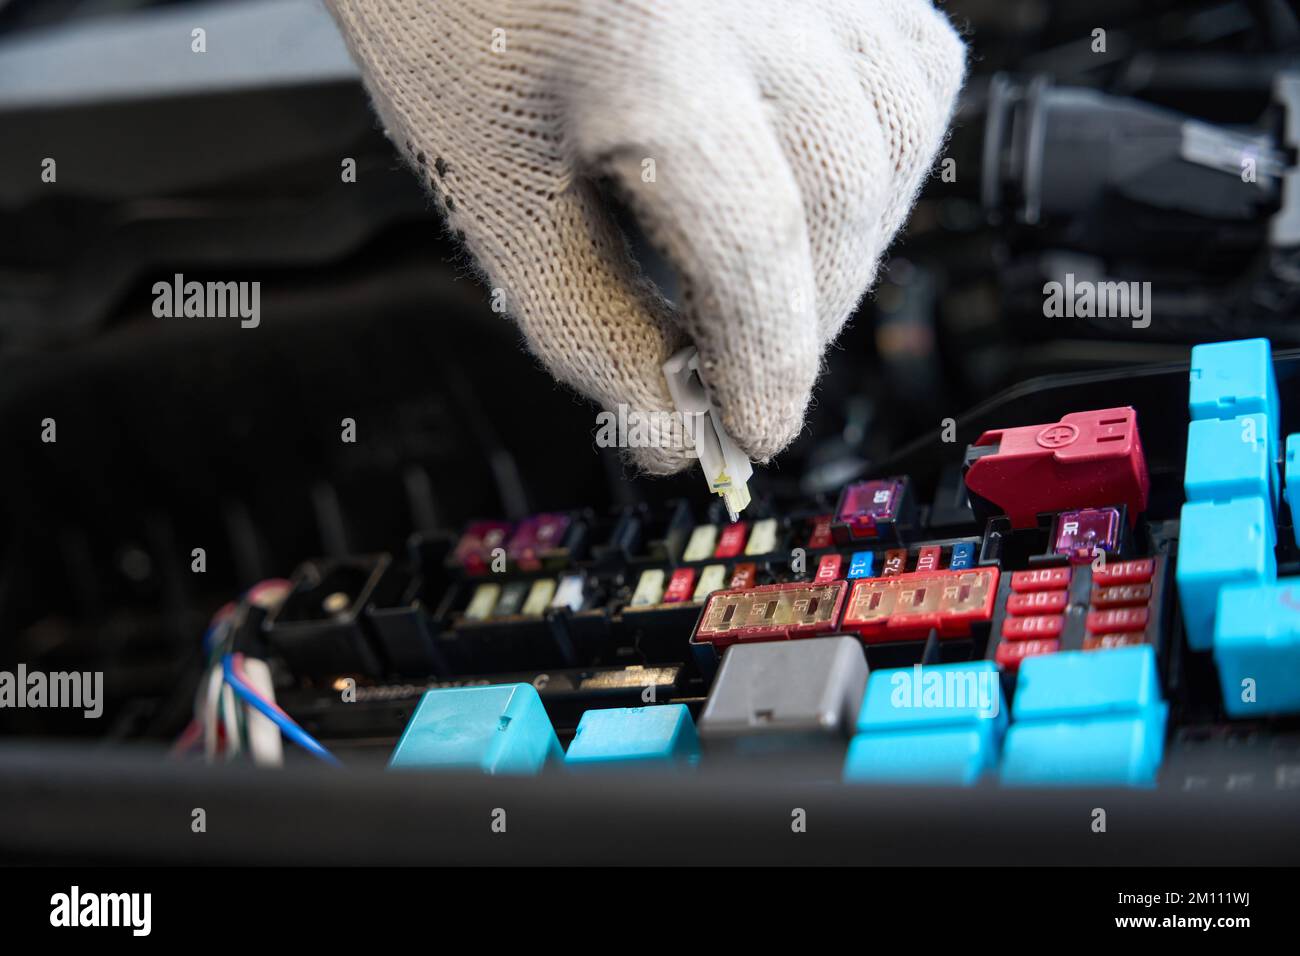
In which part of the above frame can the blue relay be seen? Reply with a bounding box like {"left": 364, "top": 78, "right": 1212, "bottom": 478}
{"left": 845, "top": 661, "right": 1007, "bottom": 785}
{"left": 1002, "top": 647, "right": 1168, "bottom": 787}
{"left": 1214, "top": 581, "right": 1300, "bottom": 716}
{"left": 565, "top": 705, "right": 700, "bottom": 768}
{"left": 389, "top": 683, "right": 562, "bottom": 774}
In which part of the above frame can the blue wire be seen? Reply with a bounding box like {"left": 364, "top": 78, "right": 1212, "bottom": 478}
{"left": 201, "top": 622, "right": 222, "bottom": 655}
{"left": 221, "top": 655, "right": 341, "bottom": 767}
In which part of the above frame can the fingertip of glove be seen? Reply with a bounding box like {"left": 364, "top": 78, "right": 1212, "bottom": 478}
{"left": 623, "top": 444, "right": 697, "bottom": 477}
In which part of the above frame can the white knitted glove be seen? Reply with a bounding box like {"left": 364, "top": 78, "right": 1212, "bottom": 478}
{"left": 326, "top": 0, "right": 966, "bottom": 474}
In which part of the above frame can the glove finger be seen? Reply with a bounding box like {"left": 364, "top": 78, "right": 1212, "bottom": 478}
{"left": 565, "top": 4, "right": 822, "bottom": 464}
{"left": 490, "top": 183, "right": 700, "bottom": 476}
{"left": 819, "top": 0, "right": 968, "bottom": 241}
{"left": 327, "top": 0, "right": 697, "bottom": 476}
{"left": 741, "top": 2, "right": 896, "bottom": 345}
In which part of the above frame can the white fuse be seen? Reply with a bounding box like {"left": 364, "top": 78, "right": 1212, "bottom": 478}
{"left": 683, "top": 524, "right": 719, "bottom": 562}
{"left": 693, "top": 564, "right": 728, "bottom": 602}
{"left": 630, "top": 569, "right": 666, "bottom": 607}
{"left": 745, "top": 518, "right": 779, "bottom": 556}
{"left": 663, "top": 346, "right": 753, "bottom": 522}
{"left": 550, "top": 573, "right": 586, "bottom": 612}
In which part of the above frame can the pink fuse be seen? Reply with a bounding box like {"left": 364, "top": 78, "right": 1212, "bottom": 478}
{"left": 1053, "top": 507, "right": 1120, "bottom": 563}
{"left": 835, "top": 479, "right": 904, "bottom": 539}
{"left": 507, "top": 513, "right": 571, "bottom": 571}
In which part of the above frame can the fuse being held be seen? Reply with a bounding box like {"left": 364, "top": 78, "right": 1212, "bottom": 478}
{"left": 663, "top": 346, "right": 753, "bottom": 522}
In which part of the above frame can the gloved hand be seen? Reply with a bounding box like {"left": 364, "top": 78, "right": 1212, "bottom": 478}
{"left": 326, "top": 0, "right": 966, "bottom": 474}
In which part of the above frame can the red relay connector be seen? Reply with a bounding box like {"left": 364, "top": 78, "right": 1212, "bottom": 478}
{"left": 962, "top": 407, "right": 1150, "bottom": 529}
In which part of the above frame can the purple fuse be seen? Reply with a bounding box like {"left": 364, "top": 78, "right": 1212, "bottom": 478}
{"left": 1053, "top": 507, "right": 1120, "bottom": 563}
{"left": 507, "top": 513, "right": 571, "bottom": 571}
{"left": 835, "top": 478, "right": 904, "bottom": 539}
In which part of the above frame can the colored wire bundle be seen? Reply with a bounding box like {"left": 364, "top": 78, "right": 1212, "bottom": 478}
{"left": 173, "top": 579, "right": 340, "bottom": 767}
{"left": 222, "top": 653, "right": 340, "bottom": 766}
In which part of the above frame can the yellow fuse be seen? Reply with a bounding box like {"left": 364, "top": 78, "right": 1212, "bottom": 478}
{"left": 463, "top": 582, "right": 501, "bottom": 621}
{"left": 521, "top": 578, "right": 557, "bottom": 616}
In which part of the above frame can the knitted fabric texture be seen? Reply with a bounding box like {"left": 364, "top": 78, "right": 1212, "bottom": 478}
{"left": 326, "top": 0, "right": 966, "bottom": 473}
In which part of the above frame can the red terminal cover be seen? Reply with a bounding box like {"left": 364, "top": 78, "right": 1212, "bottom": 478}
{"left": 963, "top": 407, "right": 1150, "bottom": 529}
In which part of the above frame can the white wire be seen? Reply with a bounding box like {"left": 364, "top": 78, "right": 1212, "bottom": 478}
{"left": 240, "top": 657, "right": 286, "bottom": 768}
{"left": 221, "top": 683, "right": 241, "bottom": 760}
{"left": 202, "top": 663, "right": 224, "bottom": 763}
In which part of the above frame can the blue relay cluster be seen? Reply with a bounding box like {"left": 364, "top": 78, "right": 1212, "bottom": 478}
{"left": 389, "top": 684, "right": 700, "bottom": 773}
{"left": 1177, "top": 338, "right": 1300, "bottom": 717}
{"left": 840, "top": 648, "right": 1166, "bottom": 787}
{"left": 1178, "top": 339, "right": 1279, "bottom": 653}
{"left": 389, "top": 648, "right": 1170, "bottom": 788}
{"left": 1002, "top": 646, "right": 1166, "bottom": 786}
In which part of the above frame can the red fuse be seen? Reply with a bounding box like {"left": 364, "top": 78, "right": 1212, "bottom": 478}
{"left": 882, "top": 549, "right": 908, "bottom": 576}
{"left": 807, "top": 515, "right": 834, "bottom": 550}
{"left": 996, "top": 638, "right": 1059, "bottom": 670}
{"left": 714, "top": 522, "right": 749, "bottom": 559}
{"left": 454, "top": 520, "right": 513, "bottom": 575}
{"left": 963, "top": 407, "right": 1149, "bottom": 529}
{"left": 842, "top": 568, "right": 1000, "bottom": 642}
{"left": 1006, "top": 590, "right": 1069, "bottom": 616}
{"left": 1011, "top": 567, "right": 1072, "bottom": 592}
{"left": 1001, "top": 614, "right": 1064, "bottom": 640}
{"left": 663, "top": 567, "right": 697, "bottom": 604}
{"left": 1092, "top": 558, "right": 1154, "bottom": 585}
{"left": 1084, "top": 632, "right": 1147, "bottom": 651}
{"left": 815, "top": 553, "right": 843, "bottom": 583}
{"left": 916, "top": 545, "right": 941, "bottom": 573}
{"left": 1086, "top": 607, "right": 1149, "bottom": 634}
{"left": 1090, "top": 583, "right": 1152, "bottom": 608}
{"left": 729, "top": 562, "right": 757, "bottom": 590}
{"left": 693, "top": 580, "right": 848, "bottom": 649}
